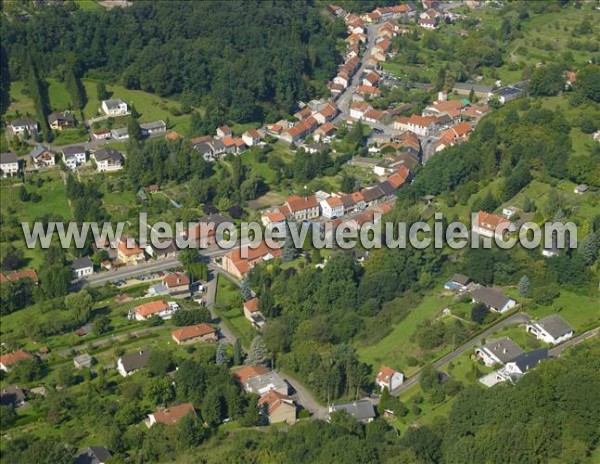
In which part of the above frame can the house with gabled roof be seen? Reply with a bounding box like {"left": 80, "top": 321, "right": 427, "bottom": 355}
{"left": 526, "top": 315, "right": 574, "bottom": 345}
{"left": 147, "top": 403, "right": 196, "bottom": 427}
{"left": 117, "top": 350, "right": 150, "bottom": 377}
{"left": 472, "top": 211, "right": 515, "bottom": 241}
{"left": 222, "top": 241, "right": 282, "bottom": 279}
{"left": 258, "top": 390, "right": 296, "bottom": 424}
{"left": 375, "top": 365, "right": 404, "bottom": 391}
{"left": 0, "top": 152, "right": 20, "bottom": 177}
{"left": 0, "top": 350, "right": 34, "bottom": 372}
{"left": 475, "top": 337, "right": 524, "bottom": 366}
{"left": 28, "top": 145, "right": 55, "bottom": 168}
{"left": 171, "top": 323, "right": 217, "bottom": 344}
{"left": 471, "top": 286, "right": 516, "bottom": 314}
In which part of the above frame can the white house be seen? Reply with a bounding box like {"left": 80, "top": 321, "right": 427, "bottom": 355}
{"left": 320, "top": 196, "right": 345, "bottom": 219}
{"left": 471, "top": 286, "right": 517, "bottom": 313}
{"left": 101, "top": 99, "right": 128, "bottom": 116}
{"left": 350, "top": 102, "right": 371, "bottom": 120}
{"left": 526, "top": 315, "right": 574, "bottom": 345}
{"left": 140, "top": 120, "right": 167, "bottom": 137}
{"left": 393, "top": 115, "right": 436, "bottom": 136}
{"left": 375, "top": 365, "right": 404, "bottom": 391}
{"left": 479, "top": 348, "right": 549, "bottom": 388}
{"left": 72, "top": 256, "right": 94, "bottom": 279}
{"left": 93, "top": 147, "right": 124, "bottom": 172}
{"left": 10, "top": 118, "right": 38, "bottom": 138}
{"left": 130, "top": 300, "right": 179, "bottom": 321}
{"left": 0, "top": 152, "right": 21, "bottom": 177}
{"left": 242, "top": 129, "right": 261, "bottom": 146}
{"left": 472, "top": 211, "right": 515, "bottom": 241}
{"left": 110, "top": 127, "right": 129, "bottom": 140}
{"left": 475, "top": 337, "right": 524, "bottom": 366}
{"left": 117, "top": 350, "right": 150, "bottom": 377}
{"left": 63, "top": 146, "right": 87, "bottom": 170}
{"left": 28, "top": 145, "right": 55, "bottom": 168}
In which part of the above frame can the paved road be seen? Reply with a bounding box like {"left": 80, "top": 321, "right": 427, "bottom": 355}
{"left": 549, "top": 326, "right": 599, "bottom": 357}
{"left": 391, "top": 312, "right": 532, "bottom": 396}
{"left": 279, "top": 371, "right": 328, "bottom": 419}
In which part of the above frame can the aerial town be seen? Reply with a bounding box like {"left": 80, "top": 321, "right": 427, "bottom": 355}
{"left": 0, "top": 1, "right": 599, "bottom": 463}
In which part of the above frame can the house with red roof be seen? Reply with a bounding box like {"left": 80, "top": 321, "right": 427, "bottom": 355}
{"left": 147, "top": 403, "right": 196, "bottom": 427}
{"left": 222, "top": 241, "right": 282, "bottom": 279}
{"left": 284, "top": 194, "right": 320, "bottom": 221}
{"left": 0, "top": 350, "right": 34, "bottom": 372}
{"left": 320, "top": 196, "right": 345, "bottom": 219}
{"left": 393, "top": 115, "right": 437, "bottom": 136}
{"left": 375, "top": 365, "right": 404, "bottom": 391}
{"left": 243, "top": 297, "right": 266, "bottom": 329}
{"left": 242, "top": 129, "right": 261, "bottom": 146}
{"left": 258, "top": 390, "right": 296, "bottom": 424}
{"left": 261, "top": 211, "right": 286, "bottom": 228}
{"left": 117, "top": 235, "right": 145, "bottom": 266}
{"left": 131, "top": 300, "right": 178, "bottom": 321}
{"left": 0, "top": 268, "right": 39, "bottom": 285}
{"left": 472, "top": 211, "right": 515, "bottom": 241}
{"left": 171, "top": 323, "right": 216, "bottom": 345}
{"left": 216, "top": 125, "right": 232, "bottom": 138}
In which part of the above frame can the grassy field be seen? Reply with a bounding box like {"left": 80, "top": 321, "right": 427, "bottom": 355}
{"left": 214, "top": 274, "right": 255, "bottom": 345}
{"left": 76, "top": 0, "right": 102, "bottom": 11}
{"left": 356, "top": 292, "right": 453, "bottom": 375}
{"left": 5, "top": 78, "right": 195, "bottom": 135}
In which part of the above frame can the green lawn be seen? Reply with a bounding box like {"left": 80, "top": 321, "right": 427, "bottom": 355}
{"left": 526, "top": 290, "right": 600, "bottom": 332}
{"left": 214, "top": 275, "right": 255, "bottom": 345}
{"left": 76, "top": 0, "right": 102, "bottom": 11}
{"left": 240, "top": 149, "right": 277, "bottom": 183}
{"left": 357, "top": 292, "right": 453, "bottom": 376}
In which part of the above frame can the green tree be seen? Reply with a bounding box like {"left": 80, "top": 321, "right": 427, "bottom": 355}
{"left": 518, "top": 275, "right": 530, "bottom": 298}
{"left": 470, "top": 302, "right": 489, "bottom": 324}
{"left": 96, "top": 81, "right": 109, "bottom": 101}
{"left": 215, "top": 342, "right": 227, "bottom": 365}
{"left": 127, "top": 117, "right": 142, "bottom": 141}
{"left": 201, "top": 387, "right": 223, "bottom": 426}
{"left": 147, "top": 350, "right": 173, "bottom": 376}
{"left": 245, "top": 335, "right": 268, "bottom": 365}
{"left": 233, "top": 338, "right": 243, "bottom": 365}
{"left": 65, "top": 290, "right": 94, "bottom": 324}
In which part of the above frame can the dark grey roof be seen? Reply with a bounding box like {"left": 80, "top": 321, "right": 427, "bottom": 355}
{"left": 509, "top": 348, "right": 548, "bottom": 373}
{"left": 436, "top": 114, "right": 453, "bottom": 125}
{"left": 48, "top": 112, "right": 75, "bottom": 124}
{"left": 0, "top": 152, "right": 18, "bottom": 164}
{"left": 72, "top": 256, "right": 93, "bottom": 270}
{"left": 377, "top": 181, "right": 395, "bottom": 196}
{"left": 103, "top": 99, "right": 125, "bottom": 109}
{"left": 361, "top": 185, "right": 384, "bottom": 202}
{"left": 0, "top": 386, "right": 26, "bottom": 407}
{"left": 480, "top": 337, "right": 524, "bottom": 364}
{"left": 193, "top": 141, "right": 214, "bottom": 156}
{"left": 10, "top": 117, "right": 37, "bottom": 127}
{"left": 119, "top": 350, "right": 150, "bottom": 373}
{"left": 451, "top": 273, "right": 471, "bottom": 286}
{"left": 494, "top": 86, "right": 524, "bottom": 97}
{"left": 534, "top": 315, "right": 573, "bottom": 338}
{"left": 340, "top": 195, "right": 356, "bottom": 208}
{"left": 330, "top": 399, "right": 375, "bottom": 421}
{"left": 472, "top": 286, "right": 512, "bottom": 310}
{"left": 75, "top": 446, "right": 112, "bottom": 464}
{"left": 211, "top": 139, "right": 226, "bottom": 152}
{"left": 94, "top": 147, "right": 123, "bottom": 162}
{"left": 63, "top": 145, "right": 86, "bottom": 156}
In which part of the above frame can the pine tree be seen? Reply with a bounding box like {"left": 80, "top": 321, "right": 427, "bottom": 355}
{"left": 518, "top": 275, "right": 530, "bottom": 298}
{"left": 128, "top": 117, "right": 142, "bottom": 141}
{"left": 578, "top": 232, "right": 599, "bottom": 266}
{"left": 522, "top": 196, "right": 535, "bottom": 213}
{"left": 215, "top": 342, "right": 227, "bottom": 365}
{"left": 233, "top": 338, "right": 243, "bottom": 365}
{"left": 241, "top": 278, "right": 252, "bottom": 301}
{"left": 281, "top": 222, "right": 297, "bottom": 263}
{"left": 245, "top": 335, "right": 268, "bottom": 365}
{"left": 96, "top": 82, "right": 109, "bottom": 101}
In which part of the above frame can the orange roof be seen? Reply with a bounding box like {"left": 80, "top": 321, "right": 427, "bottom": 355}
{"left": 326, "top": 196, "right": 344, "bottom": 208}
{"left": 162, "top": 272, "right": 190, "bottom": 288}
{"left": 135, "top": 300, "right": 169, "bottom": 317}
{"left": 267, "top": 124, "right": 283, "bottom": 133}
{"left": 364, "top": 109, "right": 384, "bottom": 121}
{"left": 246, "top": 129, "right": 260, "bottom": 138}
{"left": 118, "top": 237, "right": 144, "bottom": 257}
{"left": 387, "top": 168, "right": 410, "bottom": 190}
{"left": 356, "top": 85, "right": 380, "bottom": 95}
{"left": 286, "top": 194, "right": 319, "bottom": 213}
{"left": 476, "top": 211, "right": 510, "bottom": 232}
{"left": 225, "top": 241, "right": 282, "bottom": 276}
{"left": 232, "top": 364, "right": 269, "bottom": 384}
{"left": 374, "top": 39, "right": 391, "bottom": 52}
{"left": 376, "top": 365, "right": 396, "bottom": 384}
{"left": 222, "top": 136, "right": 236, "bottom": 147}
{"left": 258, "top": 390, "right": 293, "bottom": 414}
{"left": 235, "top": 138, "right": 246, "bottom": 147}
{"left": 396, "top": 115, "right": 436, "bottom": 128}
{"left": 218, "top": 125, "right": 232, "bottom": 134}
{"left": 319, "top": 103, "right": 338, "bottom": 118}
{"left": 316, "top": 122, "right": 336, "bottom": 134}
{"left": 1, "top": 268, "right": 39, "bottom": 284}
{"left": 171, "top": 323, "right": 215, "bottom": 342}
{"left": 0, "top": 350, "right": 33, "bottom": 367}
{"left": 263, "top": 211, "right": 286, "bottom": 223}
{"left": 350, "top": 102, "right": 371, "bottom": 112}
{"left": 151, "top": 403, "right": 196, "bottom": 425}
{"left": 351, "top": 191, "right": 365, "bottom": 203}
{"left": 364, "top": 72, "right": 379, "bottom": 84}
{"left": 244, "top": 297, "right": 260, "bottom": 313}
{"left": 295, "top": 107, "right": 313, "bottom": 120}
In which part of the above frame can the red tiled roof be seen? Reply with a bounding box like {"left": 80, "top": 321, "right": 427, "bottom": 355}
{"left": 286, "top": 194, "right": 319, "bottom": 213}
{"left": 263, "top": 211, "right": 286, "bottom": 223}
{"left": 135, "top": 300, "right": 169, "bottom": 317}
{"left": 475, "top": 211, "right": 510, "bottom": 232}
{"left": 326, "top": 196, "right": 344, "bottom": 207}
{"left": 1, "top": 268, "right": 39, "bottom": 284}
{"left": 244, "top": 297, "right": 260, "bottom": 313}
{"left": 376, "top": 365, "right": 396, "bottom": 384}
{"left": 171, "top": 323, "right": 215, "bottom": 342}
{"left": 232, "top": 364, "right": 269, "bottom": 384}
{"left": 162, "top": 272, "right": 190, "bottom": 288}
{"left": 258, "top": 390, "right": 293, "bottom": 414}
{"left": 0, "top": 350, "right": 33, "bottom": 368}
{"left": 151, "top": 403, "right": 196, "bottom": 425}
{"left": 118, "top": 236, "right": 144, "bottom": 257}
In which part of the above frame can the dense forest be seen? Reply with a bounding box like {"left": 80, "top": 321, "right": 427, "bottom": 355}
{"left": 0, "top": 1, "right": 344, "bottom": 122}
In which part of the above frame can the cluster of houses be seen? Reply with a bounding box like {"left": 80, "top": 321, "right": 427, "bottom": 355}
{"left": 261, "top": 101, "right": 339, "bottom": 145}
{"left": 475, "top": 314, "right": 574, "bottom": 387}
{"left": 190, "top": 124, "right": 262, "bottom": 161}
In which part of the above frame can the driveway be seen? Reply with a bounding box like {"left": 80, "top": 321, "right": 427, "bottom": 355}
{"left": 549, "top": 326, "right": 599, "bottom": 357}
{"left": 391, "top": 312, "right": 532, "bottom": 396}
{"left": 279, "top": 371, "right": 328, "bottom": 420}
